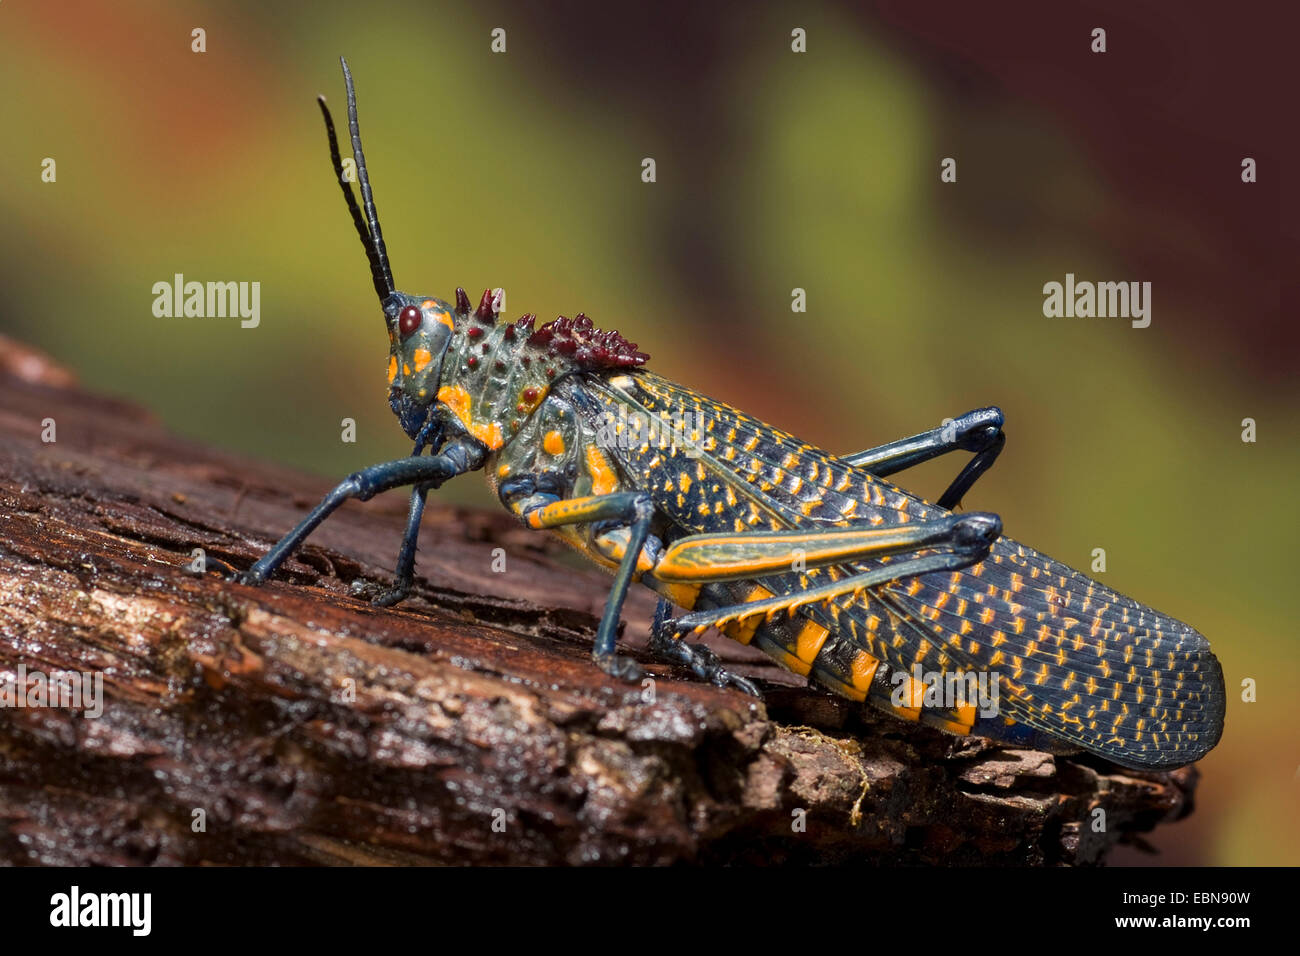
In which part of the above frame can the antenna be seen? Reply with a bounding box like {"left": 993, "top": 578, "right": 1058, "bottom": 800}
{"left": 317, "top": 57, "right": 395, "bottom": 305}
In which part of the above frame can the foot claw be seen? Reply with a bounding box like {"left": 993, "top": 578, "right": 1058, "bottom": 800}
{"left": 649, "top": 614, "right": 764, "bottom": 699}
{"left": 347, "top": 578, "right": 412, "bottom": 607}
{"left": 595, "top": 653, "right": 645, "bottom": 683}
{"left": 371, "top": 584, "right": 411, "bottom": 608}
{"left": 712, "top": 668, "right": 763, "bottom": 699}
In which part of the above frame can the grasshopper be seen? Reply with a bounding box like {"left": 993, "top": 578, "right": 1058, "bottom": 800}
{"left": 234, "top": 60, "right": 1225, "bottom": 770}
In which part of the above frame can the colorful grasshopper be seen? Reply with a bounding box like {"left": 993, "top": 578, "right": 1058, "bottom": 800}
{"left": 234, "top": 60, "right": 1225, "bottom": 770}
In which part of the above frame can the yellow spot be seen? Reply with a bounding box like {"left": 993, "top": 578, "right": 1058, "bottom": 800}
{"left": 387, "top": 355, "right": 398, "bottom": 384}
{"left": 585, "top": 445, "right": 618, "bottom": 495}
{"left": 412, "top": 347, "right": 433, "bottom": 372}
{"left": 721, "top": 586, "right": 773, "bottom": 645}
{"left": 517, "top": 385, "right": 548, "bottom": 414}
{"left": 419, "top": 299, "right": 454, "bottom": 331}
{"left": 543, "top": 430, "right": 566, "bottom": 456}
{"left": 776, "top": 650, "right": 812, "bottom": 677}
{"left": 497, "top": 464, "right": 511, "bottom": 479}
{"left": 850, "top": 652, "right": 880, "bottom": 691}
{"left": 795, "top": 621, "right": 829, "bottom": 664}
{"left": 403, "top": 363, "right": 412, "bottom": 376}
{"left": 437, "top": 385, "right": 504, "bottom": 449}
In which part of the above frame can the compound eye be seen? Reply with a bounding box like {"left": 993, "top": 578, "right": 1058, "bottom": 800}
{"left": 398, "top": 305, "right": 423, "bottom": 338}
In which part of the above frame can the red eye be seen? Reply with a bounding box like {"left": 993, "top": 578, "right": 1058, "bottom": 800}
{"left": 398, "top": 305, "right": 423, "bottom": 338}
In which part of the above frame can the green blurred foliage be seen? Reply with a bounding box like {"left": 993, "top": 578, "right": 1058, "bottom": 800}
{"left": 1, "top": 1, "right": 1294, "bottom": 865}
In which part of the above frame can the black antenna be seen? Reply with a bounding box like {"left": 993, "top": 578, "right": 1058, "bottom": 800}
{"left": 317, "top": 57, "right": 395, "bottom": 305}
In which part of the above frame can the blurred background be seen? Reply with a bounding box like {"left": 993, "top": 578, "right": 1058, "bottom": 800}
{"left": 1, "top": 0, "right": 1294, "bottom": 865}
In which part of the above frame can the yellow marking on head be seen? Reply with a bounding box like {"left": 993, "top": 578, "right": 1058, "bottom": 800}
{"left": 794, "top": 620, "right": 830, "bottom": 664}
{"left": 437, "top": 384, "right": 504, "bottom": 449}
{"left": 416, "top": 300, "right": 455, "bottom": 331}
{"left": 543, "top": 430, "right": 566, "bottom": 456}
{"left": 387, "top": 355, "right": 398, "bottom": 384}
{"left": 412, "top": 347, "right": 433, "bottom": 372}
{"left": 584, "top": 445, "right": 618, "bottom": 495}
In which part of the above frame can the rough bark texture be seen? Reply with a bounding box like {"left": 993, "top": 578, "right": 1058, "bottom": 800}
{"left": 0, "top": 335, "right": 1198, "bottom": 865}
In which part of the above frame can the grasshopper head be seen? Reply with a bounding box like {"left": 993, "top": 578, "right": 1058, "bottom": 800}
{"left": 318, "top": 60, "right": 649, "bottom": 446}
{"left": 382, "top": 292, "right": 456, "bottom": 437}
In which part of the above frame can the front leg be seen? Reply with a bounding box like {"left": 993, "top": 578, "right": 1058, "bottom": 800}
{"left": 362, "top": 426, "right": 446, "bottom": 607}
{"left": 233, "top": 440, "right": 483, "bottom": 586}
{"left": 368, "top": 481, "right": 434, "bottom": 607}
